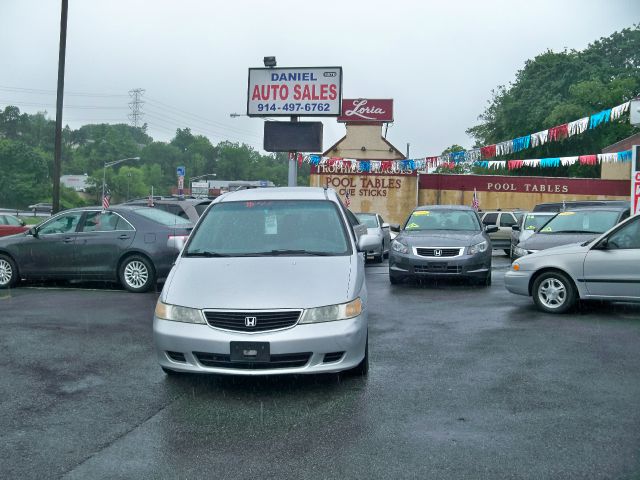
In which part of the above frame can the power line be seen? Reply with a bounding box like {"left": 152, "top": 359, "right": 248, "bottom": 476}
{"left": 0, "top": 99, "right": 127, "bottom": 110}
{"left": 0, "top": 85, "right": 128, "bottom": 97}
{"left": 145, "top": 96, "right": 260, "bottom": 136}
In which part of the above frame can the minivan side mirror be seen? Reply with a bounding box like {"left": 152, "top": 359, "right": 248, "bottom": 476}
{"left": 511, "top": 225, "right": 520, "bottom": 231}
{"left": 390, "top": 224, "right": 401, "bottom": 232}
{"left": 485, "top": 225, "right": 499, "bottom": 234}
{"left": 357, "top": 233, "right": 379, "bottom": 252}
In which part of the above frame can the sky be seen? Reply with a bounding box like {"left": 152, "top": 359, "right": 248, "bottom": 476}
{"left": 1, "top": 0, "right": 639, "bottom": 161}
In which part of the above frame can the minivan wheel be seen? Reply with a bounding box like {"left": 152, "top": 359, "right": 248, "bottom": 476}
{"left": 119, "top": 255, "right": 155, "bottom": 293}
{"left": 347, "top": 336, "right": 369, "bottom": 376}
{"left": 532, "top": 271, "right": 576, "bottom": 314}
{"left": 0, "top": 254, "right": 18, "bottom": 289}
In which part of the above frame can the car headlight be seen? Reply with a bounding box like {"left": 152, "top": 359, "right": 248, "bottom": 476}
{"left": 467, "top": 240, "right": 488, "bottom": 255}
{"left": 155, "top": 300, "right": 206, "bottom": 324}
{"left": 299, "top": 298, "right": 362, "bottom": 324}
{"left": 391, "top": 239, "right": 408, "bottom": 254}
{"left": 513, "top": 246, "right": 529, "bottom": 257}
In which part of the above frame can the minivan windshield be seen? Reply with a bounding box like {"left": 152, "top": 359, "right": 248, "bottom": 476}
{"left": 185, "top": 200, "right": 351, "bottom": 256}
{"left": 538, "top": 210, "right": 621, "bottom": 234}
{"left": 404, "top": 209, "right": 480, "bottom": 231}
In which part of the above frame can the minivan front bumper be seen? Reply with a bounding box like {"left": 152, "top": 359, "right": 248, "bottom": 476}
{"left": 153, "top": 313, "right": 367, "bottom": 375}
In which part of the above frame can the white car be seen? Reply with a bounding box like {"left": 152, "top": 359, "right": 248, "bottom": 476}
{"left": 354, "top": 212, "right": 394, "bottom": 262}
{"left": 505, "top": 214, "right": 640, "bottom": 313}
{"left": 153, "top": 187, "right": 379, "bottom": 376}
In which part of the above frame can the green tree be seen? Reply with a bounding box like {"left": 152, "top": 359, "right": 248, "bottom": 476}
{"left": 466, "top": 25, "right": 640, "bottom": 177}
{"left": 0, "top": 140, "right": 50, "bottom": 209}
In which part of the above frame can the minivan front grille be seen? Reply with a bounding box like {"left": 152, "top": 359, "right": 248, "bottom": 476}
{"left": 203, "top": 310, "right": 302, "bottom": 332}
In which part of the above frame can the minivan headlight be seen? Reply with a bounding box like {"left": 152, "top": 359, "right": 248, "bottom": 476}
{"left": 299, "top": 298, "right": 362, "bottom": 324}
{"left": 391, "top": 239, "right": 408, "bottom": 254}
{"left": 155, "top": 300, "right": 206, "bottom": 324}
{"left": 468, "top": 240, "right": 488, "bottom": 255}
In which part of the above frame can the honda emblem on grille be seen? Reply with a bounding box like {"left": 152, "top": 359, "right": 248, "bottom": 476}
{"left": 434, "top": 249, "right": 442, "bottom": 257}
{"left": 244, "top": 316, "right": 257, "bottom": 327}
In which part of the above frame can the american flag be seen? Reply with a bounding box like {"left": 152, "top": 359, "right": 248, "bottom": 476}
{"left": 102, "top": 193, "right": 111, "bottom": 210}
{"left": 345, "top": 190, "right": 351, "bottom": 208}
{"left": 472, "top": 188, "right": 479, "bottom": 211}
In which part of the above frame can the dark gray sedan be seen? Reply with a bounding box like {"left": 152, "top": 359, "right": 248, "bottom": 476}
{"left": 0, "top": 206, "right": 192, "bottom": 292}
{"left": 389, "top": 205, "right": 497, "bottom": 286}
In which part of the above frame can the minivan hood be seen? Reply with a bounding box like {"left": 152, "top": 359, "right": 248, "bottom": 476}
{"left": 163, "top": 256, "right": 354, "bottom": 310}
{"left": 521, "top": 232, "right": 599, "bottom": 251}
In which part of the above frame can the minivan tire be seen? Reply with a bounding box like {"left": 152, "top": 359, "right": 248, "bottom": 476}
{"left": 346, "top": 335, "right": 369, "bottom": 376}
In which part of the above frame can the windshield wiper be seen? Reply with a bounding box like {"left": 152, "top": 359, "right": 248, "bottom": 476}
{"left": 250, "top": 249, "right": 333, "bottom": 256}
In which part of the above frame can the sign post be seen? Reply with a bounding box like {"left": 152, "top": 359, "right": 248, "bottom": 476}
{"left": 177, "top": 166, "right": 185, "bottom": 196}
{"left": 632, "top": 145, "right": 640, "bottom": 216}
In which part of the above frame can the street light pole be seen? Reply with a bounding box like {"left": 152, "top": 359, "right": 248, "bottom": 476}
{"left": 102, "top": 157, "right": 140, "bottom": 203}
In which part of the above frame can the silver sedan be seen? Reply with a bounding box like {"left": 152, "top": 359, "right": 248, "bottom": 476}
{"left": 355, "top": 212, "right": 393, "bottom": 262}
{"left": 505, "top": 214, "right": 640, "bottom": 313}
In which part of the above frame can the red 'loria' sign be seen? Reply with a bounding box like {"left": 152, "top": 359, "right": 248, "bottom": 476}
{"left": 338, "top": 99, "right": 393, "bottom": 123}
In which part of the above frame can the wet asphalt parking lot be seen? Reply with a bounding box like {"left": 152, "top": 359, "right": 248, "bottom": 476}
{"left": 1, "top": 253, "right": 640, "bottom": 479}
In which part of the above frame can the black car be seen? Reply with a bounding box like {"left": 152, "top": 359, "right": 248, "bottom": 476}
{"left": 0, "top": 206, "right": 192, "bottom": 292}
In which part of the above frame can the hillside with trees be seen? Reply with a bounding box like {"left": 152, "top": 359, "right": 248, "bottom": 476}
{"left": 464, "top": 25, "right": 640, "bottom": 177}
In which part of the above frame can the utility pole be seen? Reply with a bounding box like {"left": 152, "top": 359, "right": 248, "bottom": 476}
{"left": 52, "top": 0, "right": 68, "bottom": 214}
{"left": 128, "top": 88, "right": 145, "bottom": 128}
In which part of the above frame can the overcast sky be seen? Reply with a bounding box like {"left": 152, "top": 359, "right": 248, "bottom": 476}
{"left": 1, "top": 0, "right": 639, "bottom": 160}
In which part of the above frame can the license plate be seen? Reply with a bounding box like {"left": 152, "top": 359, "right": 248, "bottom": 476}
{"left": 230, "top": 342, "right": 270, "bottom": 362}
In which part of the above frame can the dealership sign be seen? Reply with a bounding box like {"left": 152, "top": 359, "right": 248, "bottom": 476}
{"left": 247, "top": 67, "right": 342, "bottom": 117}
{"left": 338, "top": 99, "right": 393, "bottom": 123}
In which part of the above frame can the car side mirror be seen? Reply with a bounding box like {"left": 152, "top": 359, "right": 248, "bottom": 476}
{"left": 19, "top": 219, "right": 26, "bottom": 226}
{"left": 382, "top": 222, "right": 390, "bottom": 229}
{"left": 390, "top": 224, "right": 400, "bottom": 232}
{"left": 485, "top": 225, "right": 499, "bottom": 234}
{"left": 593, "top": 238, "right": 609, "bottom": 250}
{"left": 29, "top": 227, "right": 39, "bottom": 237}
{"left": 511, "top": 225, "right": 520, "bottom": 231}
{"left": 357, "top": 233, "right": 379, "bottom": 252}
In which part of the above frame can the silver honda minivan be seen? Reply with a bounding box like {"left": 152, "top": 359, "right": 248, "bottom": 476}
{"left": 153, "top": 187, "right": 378, "bottom": 376}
